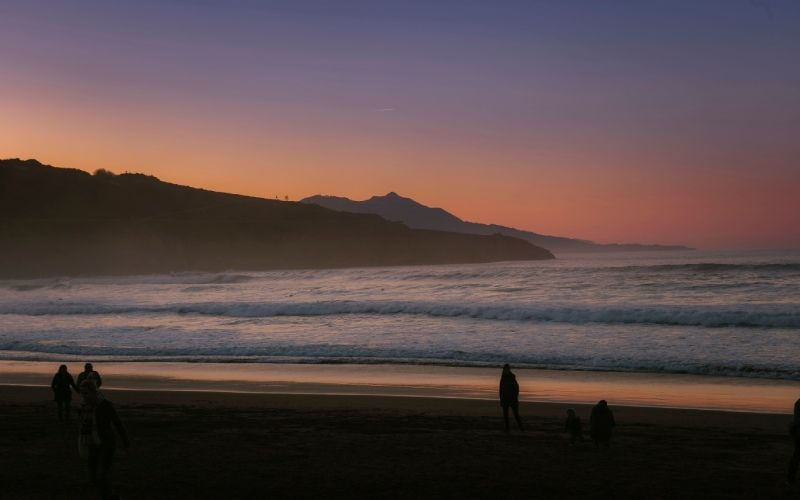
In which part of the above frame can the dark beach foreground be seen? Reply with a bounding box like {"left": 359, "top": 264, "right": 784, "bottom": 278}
{"left": 1, "top": 385, "right": 797, "bottom": 499}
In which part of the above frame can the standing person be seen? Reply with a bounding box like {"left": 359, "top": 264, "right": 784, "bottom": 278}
{"left": 499, "top": 363, "right": 524, "bottom": 433}
{"left": 788, "top": 398, "right": 800, "bottom": 485}
{"left": 79, "top": 380, "right": 129, "bottom": 500}
{"left": 76, "top": 362, "right": 102, "bottom": 389}
{"left": 589, "top": 400, "right": 616, "bottom": 447}
{"left": 51, "top": 365, "right": 77, "bottom": 423}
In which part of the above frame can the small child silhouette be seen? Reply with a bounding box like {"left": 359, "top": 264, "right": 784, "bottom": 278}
{"left": 565, "top": 408, "right": 583, "bottom": 444}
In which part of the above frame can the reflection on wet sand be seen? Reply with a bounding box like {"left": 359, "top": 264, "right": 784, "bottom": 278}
{"left": 1, "top": 360, "right": 797, "bottom": 413}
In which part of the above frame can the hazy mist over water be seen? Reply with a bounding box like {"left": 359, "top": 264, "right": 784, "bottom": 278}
{"left": 1, "top": 250, "right": 798, "bottom": 379}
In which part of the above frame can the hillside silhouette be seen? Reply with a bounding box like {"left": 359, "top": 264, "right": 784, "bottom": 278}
{"left": 302, "top": 193, "right": 692, "bottom": 254}
{"left": 0, "top": 159, "right": 553, "bottom": 278}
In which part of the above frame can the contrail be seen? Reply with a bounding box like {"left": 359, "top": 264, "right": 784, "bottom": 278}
{"left": 749, "top": 0, "right": 774, "bottom": 19}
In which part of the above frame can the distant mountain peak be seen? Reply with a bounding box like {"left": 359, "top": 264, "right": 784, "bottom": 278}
{"left": 301, "top": 192, "right": 692, "bottom": 254}
{"left": 369, "top": 191, "right": 412, "bottom": 203}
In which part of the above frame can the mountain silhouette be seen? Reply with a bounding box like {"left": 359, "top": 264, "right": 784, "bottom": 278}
{"left": 0, "top": 159, "right": 554, "bottom": 278}
{"left": 301, "top": 193, "right": 691, "bottom": 254}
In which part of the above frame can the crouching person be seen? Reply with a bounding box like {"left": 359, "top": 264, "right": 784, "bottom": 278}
{"left": 565, "top": 408, "right": 583, "bottom": 444}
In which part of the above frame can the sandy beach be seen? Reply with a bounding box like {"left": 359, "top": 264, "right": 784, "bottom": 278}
{"left": 2, "top": 368, "right": 798, "bottom": 499}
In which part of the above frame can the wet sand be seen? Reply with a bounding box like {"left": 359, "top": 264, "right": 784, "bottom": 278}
{"left": 2, "top": 384, "right": 798, "bottom": 499}
{"left": 2, "top": 360, "right": 799, "bottom": 413}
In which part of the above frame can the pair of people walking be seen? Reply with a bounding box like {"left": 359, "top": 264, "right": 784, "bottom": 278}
{"left": 51, "top": 363, "right": 126, "bottom": 500}
{"left": 50, "top": 363, "right": 103, "bottom": 422}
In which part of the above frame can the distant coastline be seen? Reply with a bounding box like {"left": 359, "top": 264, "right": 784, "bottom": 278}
{"left": 0, "top": 159, "right": 553, "bottom": 278}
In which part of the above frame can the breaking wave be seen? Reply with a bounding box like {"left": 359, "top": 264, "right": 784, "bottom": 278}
{"left": 3, "top": 344, "right": 800, "bottom": 380}
{"left": 364, "top": 262, "right": 800, "bottom": 281}
{"left": 2, "top": 300, "right": 798, "bottom": 328}
{"left": 611, "top": 262, "right": 800, "bottom": 273}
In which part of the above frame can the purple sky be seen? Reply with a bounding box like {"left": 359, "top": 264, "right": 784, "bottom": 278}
{"left": 2, "top": 0, "right": 798, "bottom": 248}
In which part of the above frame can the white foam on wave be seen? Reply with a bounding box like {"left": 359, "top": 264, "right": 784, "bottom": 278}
{"left": 4, "top": 342, "right": 800, "bottom": 380}
{"left": 1, "top": 300, "right": 798, "bottom": 328}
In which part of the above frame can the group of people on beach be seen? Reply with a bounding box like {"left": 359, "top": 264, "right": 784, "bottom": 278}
{"left": 499, "top": 364, "right": 615, "bottom": 446}
{"left": 49, "top": 361, "right": 800, "bottom": 497}
{"left": 51, "top": 363, "right": 128, "bottom": 500}
{"left": 501, "top": 363, "right": 800, "bottom": 487}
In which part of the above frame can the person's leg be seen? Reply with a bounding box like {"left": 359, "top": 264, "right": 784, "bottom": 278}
{"left": 511, "top": 403, "right": 524, "bottom": 431}
{"left": 97, "top": 443, "right": 116, "bottom": 499}
{"left": 56, "top": 399, "right": 64, "bottom": 422}
{"left": 502, "top": 405, "right": 510, "bottom": 432}
{"left": 789, "top": 440, "right": 800, "bottom": 484}
{"left": 88, "top": 445, "right": 100, "bottom": 487}
{"left": 64, "top": 398, "right": 71, "bottom": 423}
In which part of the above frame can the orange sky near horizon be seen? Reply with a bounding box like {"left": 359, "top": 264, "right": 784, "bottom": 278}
{"left": 2, "top": 1, "right": 798, "bottom": 250}
{"left": 3, "top": 142, "right": 796, "bottom": 250}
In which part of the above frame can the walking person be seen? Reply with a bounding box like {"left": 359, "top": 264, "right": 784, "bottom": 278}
{"left": 76, "top": 362, "right": 102, "bottom": 389}
{"left": 788, "top": 398, "right": 800, "bottom": 485}
{"left": 51, "top": 364, "right": 77, "bottom": 423}
{"left": 499, "top": 363, "right": 524, "bottom": 433}
{"left": 589, "top": 400, "right": 615, "bottom": 447}
{"left": 79, "top": 380, "right": 129, "bottom": 500}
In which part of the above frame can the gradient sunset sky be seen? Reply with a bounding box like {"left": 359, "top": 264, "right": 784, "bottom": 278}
{"left": 2, "top": 0, "right": 798, "bottom": 250}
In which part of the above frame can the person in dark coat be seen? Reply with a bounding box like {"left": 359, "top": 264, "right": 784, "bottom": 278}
{"left": 79, "top": 380, "right": 129, "bottom": 500}
{"left": 76, "top": 362, "right": 102, "bottom": 389}
{"left": 565, "top": 408, "right": 583, "bottom": 444}
{"left": 51, "top": 364, "right": 78, "bottom": 422}
{"left": 499, "top": 364, "right": 524, "bottom": 432}
{"left": 788, "top": 398, "right": 800, "bottom": 485}
{"left": 589, "top": 400, "right": 615, "bottom": 447}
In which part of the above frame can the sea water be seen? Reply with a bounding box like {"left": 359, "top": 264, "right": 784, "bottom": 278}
{"left": 1, "top": 250, "right": 798, "bottom": 380}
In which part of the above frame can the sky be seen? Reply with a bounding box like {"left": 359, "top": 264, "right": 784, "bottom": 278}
{"left": 1, "top": 0, "right": 798, "bottom": 250}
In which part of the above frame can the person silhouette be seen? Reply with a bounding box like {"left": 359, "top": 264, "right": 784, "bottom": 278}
{"left": 51, "top": 364, "right": 77, "bottom": 423}
{"left": 565, "top": 408, "right": 583, "bottom": 444}
{"left": 788, "top": 398, "right": 800, "bottom": 485}
{"left": 76, "top": 362, "right": 102, "bottom": 389}
{"left": 589, "top": 400, "right": 615, "bottom": 447}
{"left": 79, "top": 380, "right": 129, "bottom": 500}
{"left": 499, "top": 364, "right": 524, "bottom": 432}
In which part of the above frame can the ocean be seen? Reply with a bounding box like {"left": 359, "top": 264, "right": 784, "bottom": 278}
{"left": 1, "top": 249, "right": 799, "bottom": 380}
